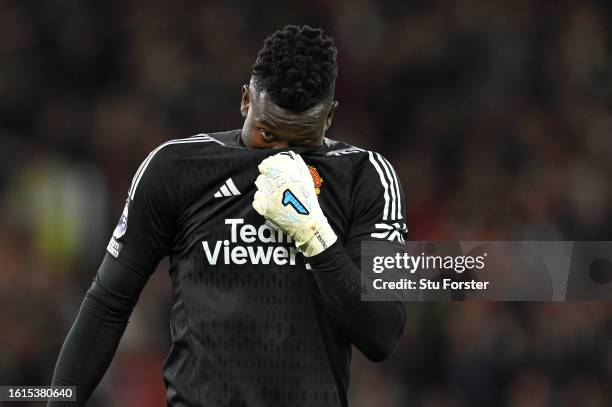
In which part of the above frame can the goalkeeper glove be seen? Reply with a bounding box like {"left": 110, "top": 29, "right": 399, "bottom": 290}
{"left": 253, "top": 151, "right": 337, "bottom": 257}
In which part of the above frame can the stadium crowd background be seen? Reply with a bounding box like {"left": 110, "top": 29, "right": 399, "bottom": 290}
{"left": 1, "top": 0, "right": 611, "bottom": 406}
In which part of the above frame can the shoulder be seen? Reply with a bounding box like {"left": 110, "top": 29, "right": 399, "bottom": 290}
{"left": 128, "top": 133, "right": 224, "bottom": 199}
{"left": 325, "top": 138, "right": 404, "bottom": 220}
{"left": 149, "top": 133, "right": 229, "bottom": 158}
{"left": 323, "top": 137, "right": 367, "bottom": 158}
{"left": 323, "top": 137, "right": 399, "bottom": 182}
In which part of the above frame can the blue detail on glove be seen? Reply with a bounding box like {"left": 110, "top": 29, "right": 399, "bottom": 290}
{"left": 282, "top": 189, "right": 309, "bottom": 215}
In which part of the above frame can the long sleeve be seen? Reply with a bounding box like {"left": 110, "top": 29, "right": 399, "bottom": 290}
{"left": 49, "top": 255, "right": 150, "bottom": 406}
{"left": 307, "top": 149, "right": 408, "bottom": 362}
{"left": 308, "top": 240, "right": 406, "bottom": 362}
{"left": 50, "top": 146, "right": 177, "bottom": 406}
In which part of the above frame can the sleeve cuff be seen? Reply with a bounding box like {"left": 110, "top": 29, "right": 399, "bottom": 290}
{"left": 306, "top": 240, "right": 354, "bottom": 272}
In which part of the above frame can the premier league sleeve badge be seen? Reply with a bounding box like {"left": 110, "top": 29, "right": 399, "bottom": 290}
{"left": 112, "top": 198, "right": 131, "bottom": 240}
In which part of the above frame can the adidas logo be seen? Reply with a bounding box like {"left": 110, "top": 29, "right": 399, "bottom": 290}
{"left": 214, "top": 178, "right": 241, "bottom": 198}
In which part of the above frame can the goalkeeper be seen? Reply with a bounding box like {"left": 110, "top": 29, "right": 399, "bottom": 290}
{"left": 50, "top": 25, "right": 407, "bottom": 407}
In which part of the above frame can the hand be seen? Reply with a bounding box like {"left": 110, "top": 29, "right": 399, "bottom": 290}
{"left": 253, "top": 151, "right": 337, "bottom": 257}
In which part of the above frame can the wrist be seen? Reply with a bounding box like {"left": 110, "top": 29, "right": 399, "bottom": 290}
{"left": 297, "top": 219, "right": 337, "bottom": 257}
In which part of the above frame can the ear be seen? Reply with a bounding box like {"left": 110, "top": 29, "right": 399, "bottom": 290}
{"left": 324, "top": 101, "right": 339, "bottom": 131}
{"left": 240, "top": 84, "right": 250, "bottom": 118}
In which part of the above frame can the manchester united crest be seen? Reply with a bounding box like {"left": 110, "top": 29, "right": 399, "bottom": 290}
{"left": 308, "top": 165, "right": 323, "bottom": 195}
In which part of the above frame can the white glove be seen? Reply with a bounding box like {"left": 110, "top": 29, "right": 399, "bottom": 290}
{"left": 253, "top": 151, "right": 337, "bottom": 257}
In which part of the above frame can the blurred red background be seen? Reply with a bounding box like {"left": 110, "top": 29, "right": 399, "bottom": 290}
{"left": 0, "top": 1, "right": 611, "bottom": 406}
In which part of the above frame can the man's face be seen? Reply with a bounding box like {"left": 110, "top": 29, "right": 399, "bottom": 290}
{"left": 240, "top": 81, "right": 338, "bottom": 149}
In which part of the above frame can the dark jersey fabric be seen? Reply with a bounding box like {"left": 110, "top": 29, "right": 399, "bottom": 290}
{"left": 50, "top": 130, "right": 408, "bottom": 407}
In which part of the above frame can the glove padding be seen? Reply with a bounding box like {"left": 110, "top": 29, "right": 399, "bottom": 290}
{"left": 253, "top": 151, "right": 337, "bottom": 257}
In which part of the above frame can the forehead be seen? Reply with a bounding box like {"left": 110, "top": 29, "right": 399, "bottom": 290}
{"left": 250, "top": 85, "right": 327, "bottom": 132}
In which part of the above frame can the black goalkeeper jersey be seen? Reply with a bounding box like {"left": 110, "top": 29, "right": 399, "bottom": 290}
{"left": 105, "top": 130, "right": 407, "bottom": 407}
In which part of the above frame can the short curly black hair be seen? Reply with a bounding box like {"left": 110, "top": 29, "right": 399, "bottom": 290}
{"left": 252, "top": 25, "right": 337, "bottom": 112}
